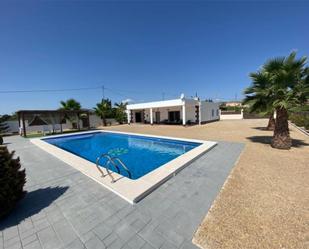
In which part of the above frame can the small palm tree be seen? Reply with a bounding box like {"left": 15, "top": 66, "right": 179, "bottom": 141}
{"left": 60, "top": 99, "right": 81, "bottom": 110}
{"left": 59, "top": 99, "right": 82, "bottom": 129}
{"left": 114, "top": 102, "right": 127, "bottom": 124}
{"left": 94, "top": 99, "right": 112, "bottom": 126}
{"left": 245, "top": 52, "right": 308, "bottom": 149}
{"left": 243, "top": 71, "right": 275, "bottom": 130}
{"left": 265, "top": 53, "right": 307, "bottom": 149}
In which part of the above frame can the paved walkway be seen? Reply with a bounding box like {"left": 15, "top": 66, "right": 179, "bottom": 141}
{"left": 0, "top": 135, "right": 243, "bottom": 249}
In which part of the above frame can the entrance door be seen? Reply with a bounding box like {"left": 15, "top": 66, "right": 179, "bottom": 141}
{"left": 81, "top": 117, "right": 89, "bottom": 128}
{"left": 168, "top": 111, "right": 180, "bottom": 123}
{"left": 135, "top": 112, "right": 142, "bottom": 123}
{"left": 155, "top": 112, "right": 160, "bottom": 124}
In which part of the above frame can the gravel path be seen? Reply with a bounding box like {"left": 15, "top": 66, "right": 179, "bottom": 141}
{"left": 104, "top": 119, "right": 309, "bottom": 249}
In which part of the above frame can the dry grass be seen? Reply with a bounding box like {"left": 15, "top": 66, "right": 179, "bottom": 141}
{"left": 103, "top": 120, "right": 309, "bottom": 249}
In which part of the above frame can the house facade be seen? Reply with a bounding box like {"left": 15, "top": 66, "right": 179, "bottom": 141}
{"left": 126, "top": 96, "right": 220, "bottom": 125}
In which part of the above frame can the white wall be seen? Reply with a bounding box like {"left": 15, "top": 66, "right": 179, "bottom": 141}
{"left": 89, "top": 114, "right": 102, "bottom": 127}
{"left": 184, "top": 103, "right": 197, "bottom": 123}
{"left": 220, "top": 110, "right": 243, "bottom": 120}
{"left": 200, "top": 102, "right": 220, "bottom": 123}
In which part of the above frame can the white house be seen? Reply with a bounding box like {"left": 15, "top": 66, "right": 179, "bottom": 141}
{"left": 126, "top": 95, "right": 220, "bottom": 125}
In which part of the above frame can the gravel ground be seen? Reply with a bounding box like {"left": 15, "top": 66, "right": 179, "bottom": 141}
{"left": 103, "top": 119, "right": 309, "bottom": 249}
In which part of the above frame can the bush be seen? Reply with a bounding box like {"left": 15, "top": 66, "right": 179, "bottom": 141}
{"left": 289, "top": 113, "right": 309, "bottom": 130}
{"left": 0, "top": 145, "right": 26, "bottom": 219}
{"left": 0, "top": 121, "right": 9, "bottom": 145}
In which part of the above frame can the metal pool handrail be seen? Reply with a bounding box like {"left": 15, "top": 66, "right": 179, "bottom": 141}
{"left": 96, "top": 153, "right": 131, "bottom": 183}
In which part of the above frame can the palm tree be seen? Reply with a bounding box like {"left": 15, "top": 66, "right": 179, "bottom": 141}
{"left": 94, "top": 99, "right": 112, "bottom": 126}
{"left": 59, "top": 99, "right": 81, "bottom": 129}
{"left": 245, "top": 52, "right": 308, "bottom": 149}
{"left": 60, "top": 99, "right": 81, "bottom": 110}
{"left": 114, "top": 102, "right": 127, "bottom": 124}
{"left": 243, "top": 71, "right": 275, "bottom": 130}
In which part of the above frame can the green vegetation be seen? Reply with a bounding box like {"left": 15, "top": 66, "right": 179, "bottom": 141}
{"left": 0, "top": 145, "right": 26, "bottom": 219}
{"left": 0, "top": 118, "right": 9, "bottom": 145}
{"left": 289, "top": 113, "right": 309, "bottom": 130}
{"left": 59, "top": 98, "right": 82, "bottom": 129}
{"left": 60, "top": 98, "right": 81, "bottom": 110}
{"left": 94, "top": 98, "right": 113, "bottom": 126}
{"left": 243, "top": 71, "right": 276, "bottom": 130}
{"left": 114, "top": 102, "right": 127, "bottom": 124}
{"left": 244, "top": 52, "right": 309, "bottom": 149}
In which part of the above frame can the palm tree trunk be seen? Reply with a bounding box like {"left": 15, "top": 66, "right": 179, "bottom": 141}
{"left": 102, "top": 117, "right": 107, "bottom": 126}
{"left": 271, "top": 107, "right": 291, "bottom": 149}
{"left": 266, "top": 111, "right": 275, "bottom": 130}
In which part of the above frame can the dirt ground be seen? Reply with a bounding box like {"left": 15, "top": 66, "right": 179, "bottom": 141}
{"left": 103, "top": 119, "right": 309, "bottom": 249}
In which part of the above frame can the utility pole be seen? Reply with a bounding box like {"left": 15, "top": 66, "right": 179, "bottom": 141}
{"left": 102, "top": 85, "right": 105, "bottom": 100}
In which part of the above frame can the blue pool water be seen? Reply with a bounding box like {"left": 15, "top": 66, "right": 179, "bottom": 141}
{"left": 44, "top": 132, "right": 201, "bottom": 179}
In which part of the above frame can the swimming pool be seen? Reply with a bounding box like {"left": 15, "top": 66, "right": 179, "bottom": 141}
{"left": 44, "top": 132, "right": 201, "bottom": 180}
{"left": 32, "top": 130, "right": 216, "bottom": 203}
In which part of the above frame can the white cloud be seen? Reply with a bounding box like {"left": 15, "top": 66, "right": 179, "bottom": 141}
{"left": 122, "top": 98, "right": 134, "bottom": 104}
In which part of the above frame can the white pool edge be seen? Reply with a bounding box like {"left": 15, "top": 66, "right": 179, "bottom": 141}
{"left": 31, "top": 130, "right": 217, "bottom": 204}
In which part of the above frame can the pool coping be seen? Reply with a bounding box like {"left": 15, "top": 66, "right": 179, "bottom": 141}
{"left": 31, "top": 130, "right": 217, "bottom": 204}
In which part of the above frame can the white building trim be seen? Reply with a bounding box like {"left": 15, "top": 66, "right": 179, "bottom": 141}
{"left": 126, "top": 96, "right": 220, "bottom": 125}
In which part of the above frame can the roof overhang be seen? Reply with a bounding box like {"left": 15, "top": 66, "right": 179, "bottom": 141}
{"left": 127, "top": 98, "right": 198, "bottom": 110}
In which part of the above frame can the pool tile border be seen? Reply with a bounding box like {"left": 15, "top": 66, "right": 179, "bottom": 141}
{"left": 31, "top": 130, "right": 217, "bottom": 204}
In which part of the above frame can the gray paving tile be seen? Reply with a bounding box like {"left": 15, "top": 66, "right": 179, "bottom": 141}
{"left": 37, "top": 227, "right": 61, "bottom": 249}
{"left": 3, "top": 237, "right": 21, "bottom": 248}
{"left": 160, "top": 240, "right": 178, "bottom": 249}
{"left": 127, "top": 235, "right": 146, "bottom": 249}
{"left": 23, "top": 240, "right": 42, "bottom": 249}
{"left": 66, "top": 238, "right": 85, "bottom": 249}
{"left": 84, "top": 236, "right": 106, "bottom": 249}
{"left": 3, "top": 136, "right": 243, "bottom": 249}
{"left": 21, "top": 234, "right": 38, "bottom": 247}
{"left": 103, "top": 233, "right": 118, "bottom": 247}
{"left": 179, "top": 240, "right": 199, "bottom": 249}
{"left": 53, "top": 219, "right": 78, "bottom": 246}
{"left": 3, "top": 227, "right": 19, "bottom": 241}
{"left": 92, "top": 223, "right": 112, "bottom": 240}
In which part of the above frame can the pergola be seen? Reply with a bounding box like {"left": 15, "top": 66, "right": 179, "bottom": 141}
{"left": 16, "top": 109, "right": 92, "bottom": 137}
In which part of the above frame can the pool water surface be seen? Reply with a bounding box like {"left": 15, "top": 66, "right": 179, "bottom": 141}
{"left": 44, "top": 132, "right": 201, "bottom": 179}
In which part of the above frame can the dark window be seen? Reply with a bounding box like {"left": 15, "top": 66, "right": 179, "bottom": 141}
{"left": 216, "top": 109, "right": 219, "bottom": 116}
{"left": 212, "top": 109, "right": 214, "bottom": 117}
{"left": 168, "top": 111, "right": 180, "bottom": 122}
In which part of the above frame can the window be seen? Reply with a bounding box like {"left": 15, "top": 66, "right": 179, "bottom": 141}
{"left": 212, "top": 109, "right": 214, "bottom": 117}
{"left": 216, "top": 109, "right": 219, "bottom": 116}
{"left": 168, "top": 111, "right": 180, "bottom": 122}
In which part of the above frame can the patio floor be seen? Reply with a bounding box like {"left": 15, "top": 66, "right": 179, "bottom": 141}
{"left": 0, "top": 135, "right": 243, "bottom": 249}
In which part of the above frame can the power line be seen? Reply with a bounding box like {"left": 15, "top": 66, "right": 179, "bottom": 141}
{"left": 0, "top": 86, "right": 102, "bottom": 93}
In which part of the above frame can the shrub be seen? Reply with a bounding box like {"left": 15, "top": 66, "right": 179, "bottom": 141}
{"left": 0, "top": 121, "right": 9, "bottom": 145}
{"left": 0, "top": 145, "right": 26, "bottom": 219}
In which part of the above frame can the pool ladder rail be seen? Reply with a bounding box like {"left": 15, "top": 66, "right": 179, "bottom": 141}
{"left": 96, "top": 153, "right": 132, "bottom": 183}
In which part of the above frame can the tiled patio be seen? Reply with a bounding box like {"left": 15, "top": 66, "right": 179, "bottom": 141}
{"left": 0, "top": 135, "right": 243, "bottom": 249}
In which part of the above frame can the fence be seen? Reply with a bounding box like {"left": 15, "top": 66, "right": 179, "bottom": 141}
{"left": 220, "top": 110, "right": 243, "bottom": 120}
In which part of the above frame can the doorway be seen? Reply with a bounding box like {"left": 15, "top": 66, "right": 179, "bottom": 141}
{"left": 155, "top": 111, "right": 160, "bottom": 124}
{"left": 135, "top": 112, "right": 142, "bottom": 123}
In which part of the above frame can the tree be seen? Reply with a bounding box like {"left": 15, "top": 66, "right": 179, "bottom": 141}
{"left": 243, "top": 72, "right": 276, "bottom": 130}
{"left": 0, "top": 118, "right": 9, "bottom": 145}
{"left": 0, "top": 145, "right": 26, "bottom": 219}
{"left": 94, "top": 99, "right": 112, "bottom": 126}
{"left": 60, "top": 99, "right": 81, "bottom": 110}
{"left": 59, "top": 99, "right": 81, "bottom": 129}
{"left": 114, "top": 102, "right": 127, "bottom": 124}
{"left": 245, "top": 52, "right": 308, "bottom": 149}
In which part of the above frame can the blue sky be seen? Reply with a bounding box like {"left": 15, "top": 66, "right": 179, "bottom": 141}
{"left": 0, "top": 1, "right": 308, "bottom": 114}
